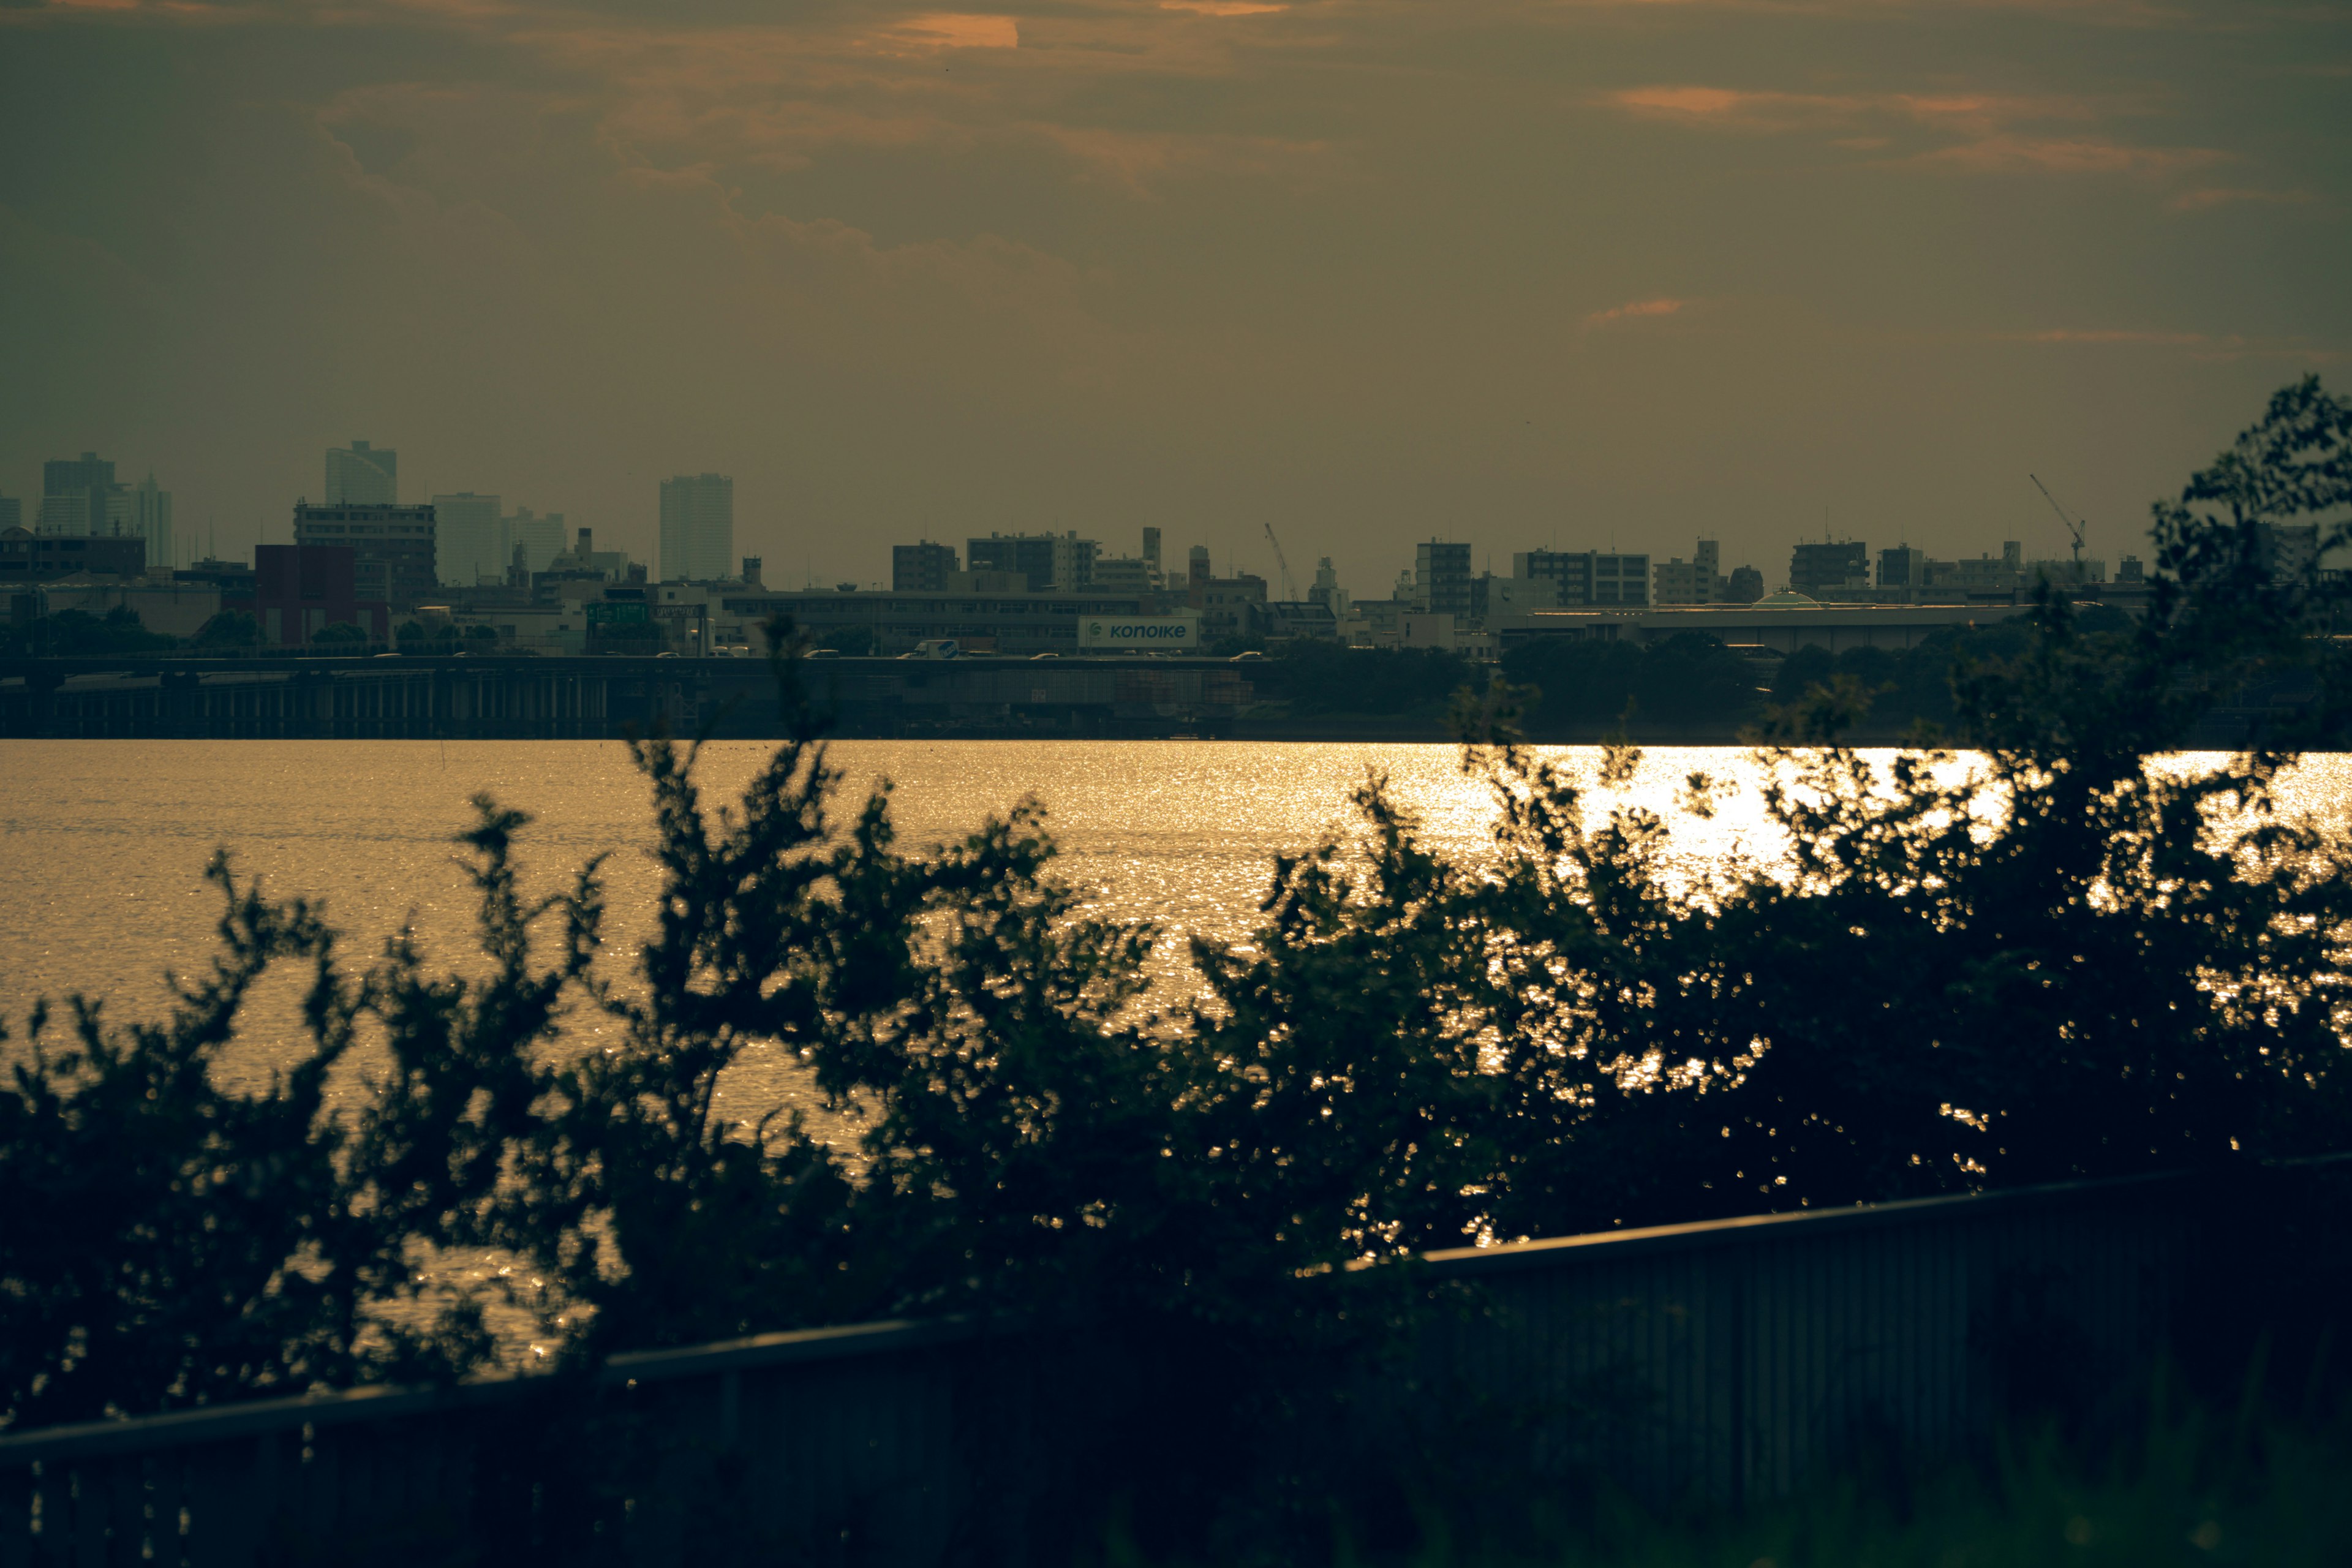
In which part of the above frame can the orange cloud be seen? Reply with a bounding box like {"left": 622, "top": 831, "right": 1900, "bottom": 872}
{"left": 1032, "top": 124, "right": 1333, "bottom": 193}
{"left": 1605, "top": 86, "right": 1858, "bottom": 128}
{"left": 1605, "top": 85, "right": 2095, "bottom": 137}
{"left": 1583, "top": 296, "right": 1690, "bottom": 329}
{"left": 1602, "top": 82, "right": 2228, "bottom": 192}
{"left": 1915, "top": 135, "right": 2225, "bottom": 176}
{"left": 887, "top": 12, "right": 1019, "bottom": 50}
{"left": 1161, "top": 1, "right": 1287, "bottom": 13}
{"left": 2167, "top": 187, "right": 2319, "bottom": 212}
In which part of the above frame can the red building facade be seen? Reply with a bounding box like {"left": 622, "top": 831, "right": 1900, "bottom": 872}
{"left": 250, "top": 545, "right": 391, "bottom": 646}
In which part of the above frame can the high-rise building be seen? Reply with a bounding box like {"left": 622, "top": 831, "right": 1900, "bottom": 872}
{"left": 1186, "top": 570, "right": 1268, "bottom": 643}
{"left": 1512, "top": 549, "right": 1651, "bottom": 607}
{"left": 660, "top": 473, "right": 735, "bottom": 582}
{"left": 1790, "top": 541, "right": 1869, "bottom": 596}
{"left": 1653, "top": 540, "right": 1724, "bottom": 606}
{"left": 1188, "top": 545, "right": 1211, "bottom": 587}
{"left": 1726, "top": 565, "right": 1765, "bottom": 604}
{"left": 1879, "top": 546, "right": 1929, "bottom": 590}
{"left": 429, "top": 492, "right": 506, "bottom": 587}
{"left": 0, "top": 497, "right": 18, "bottom": 531}
{"left": 116, "top": 473, "right": 173, "bottom": 572}
{"left": 966, "top": 531, "right": 1096, "bottom": 592}
{"left": 293, "top": 502, "right": 439, "bottom": 606}
{"left": 326, "top": 441, "right": 398, "bottom": 505}
{"left": 1589, "top": 552, "right": 1649, "bottom": 606}
{"left": 1414, "top": 541, "right": 1474, "bottom": 617}
{"left": 41, "top": 452, "right": 114, "bottom": 537}
{"left": 1088, "top": 556, "right": 1158, "bottom": 594}
{"left": 892, "top": 541, "right": 959, "bottom": 592}
{"left": 508, "top": 507, "right": 568, "bottom": 576}
{"left": 1089, "top": 529, "right": 1164, "bottom": 595}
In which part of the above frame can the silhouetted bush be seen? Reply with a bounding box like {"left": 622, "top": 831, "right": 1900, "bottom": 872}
{"left": 1502, "top": 628, "right": 1763, "bottom": 735}
{"left": 13, "top": 604, "right": 181, "bottom": 657}
{"left": 1270, "top": 641, "right": 1481, "bottom": 720}
{"left": 194, "top": 608, "right": 260, "bottom": 650}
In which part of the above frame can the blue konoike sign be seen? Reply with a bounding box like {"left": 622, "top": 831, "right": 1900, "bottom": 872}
{"left": 1080, "top": 616, "right": 1197, "bottom": 649}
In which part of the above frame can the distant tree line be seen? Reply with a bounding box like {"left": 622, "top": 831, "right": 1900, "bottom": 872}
{"left": 1257, "top": 601, "right": 2146, "bottom": 740}
{"left": 0, "top": 604, "right": 178, "bottom": 658}
{"left": 1260, "top": 639, "right": 1484, "bottom": 722}
{"left": 4, "top": 378, "right": 2351, "bottom": 1555}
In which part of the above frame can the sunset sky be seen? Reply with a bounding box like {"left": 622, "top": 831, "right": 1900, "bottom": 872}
{"left": 2, "top": 0, "right": 2345, "bottom": 590}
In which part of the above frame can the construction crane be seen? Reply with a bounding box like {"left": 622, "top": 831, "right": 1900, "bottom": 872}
{"left": 1262, "top": 522, "right": 1300, "bottom": 600}
{"left": 2030, "top": 473, "right": 2087, "bottom": 566}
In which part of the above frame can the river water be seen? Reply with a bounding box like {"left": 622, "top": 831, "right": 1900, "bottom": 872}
{"left": 6, "top": 737, "right": 2349, "bottom": 1120}
{"left": 0, "top": 737, "right": 1646, "bottom": 1012}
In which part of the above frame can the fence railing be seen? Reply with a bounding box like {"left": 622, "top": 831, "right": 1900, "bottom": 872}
{"left": 1412, "top": 1170, "right": 2189, "bottom": 1507}
{"left": 0, "top": 1171, "right": 2204, "bottom": 1566}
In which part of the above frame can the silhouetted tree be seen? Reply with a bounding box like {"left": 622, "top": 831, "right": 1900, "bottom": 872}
{"left": 194, "top": 608, "right": 260, "bottom": 650}
{"left": 311, "top": 619, "right": 369, "bottom": 647}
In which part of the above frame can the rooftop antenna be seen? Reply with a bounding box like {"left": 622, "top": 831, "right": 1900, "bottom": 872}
{"left": 2029, "top": 474, "right": 2087, "bottom": 565}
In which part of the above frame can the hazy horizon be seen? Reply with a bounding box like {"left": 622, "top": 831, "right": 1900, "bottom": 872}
{"left": 3, "top": 0, "right": 2345, "bottom": 592}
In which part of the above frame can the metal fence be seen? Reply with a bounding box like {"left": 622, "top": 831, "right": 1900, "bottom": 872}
{"left": 0, "top": 1172, "right": 2198, "bottom": 1566}
{"left": 1412, "top": 1171, "right": 2187, "bottom": 1507}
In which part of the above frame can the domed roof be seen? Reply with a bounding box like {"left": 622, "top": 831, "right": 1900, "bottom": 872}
{"left": 1752, "top": 590, "right": 1820, "bottom": 608}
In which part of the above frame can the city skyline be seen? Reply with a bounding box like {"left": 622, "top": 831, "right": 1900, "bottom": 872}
{"left": 3, "top": 430, "right": 2163, "bottom": 598}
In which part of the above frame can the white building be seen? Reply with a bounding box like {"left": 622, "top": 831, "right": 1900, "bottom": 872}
{"left": 429, "top": 491, "right": 506, "bottom": 586}
{"left": 660, "top": 473, "right": 734, "bottom": 583}
{"left": 326, "top": 441, "right": 398, "bottom": 505}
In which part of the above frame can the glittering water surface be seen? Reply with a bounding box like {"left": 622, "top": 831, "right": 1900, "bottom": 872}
{"left": 5, "top": 739, "right": 2349, "bottom": 1131}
